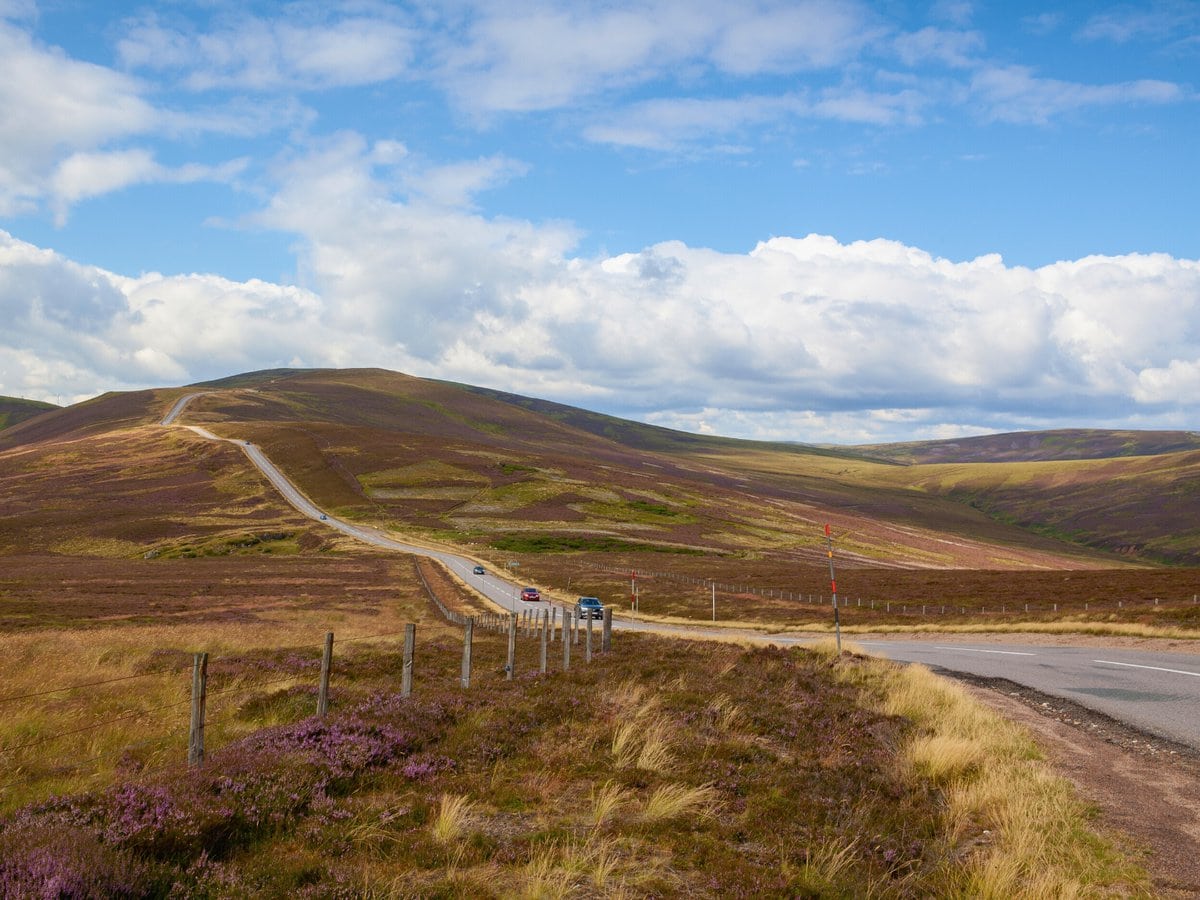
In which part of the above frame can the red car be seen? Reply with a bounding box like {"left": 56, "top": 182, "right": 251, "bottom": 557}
{"left": 520, "top": 587, "right": 541, "bottom": 602}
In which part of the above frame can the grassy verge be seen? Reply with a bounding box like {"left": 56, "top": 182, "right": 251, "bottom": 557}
{"left": 1, "top": 619, "right": 1150, "bottom": 895}
{"left": 836, "top": 642, "right": 1149, "bottom": 895}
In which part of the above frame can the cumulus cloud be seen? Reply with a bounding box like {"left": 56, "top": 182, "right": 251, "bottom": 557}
{"left": 3, "top": 181, "right": 1198, "bottom": 442}
{"left": 249, "top": 139, "right": 1200, "bottom": 441}
{"left": 0, "top": 230, "right": 333, "bottom": 403}
{"left": 0, "top": 22, "right": 156, "bottom": 215}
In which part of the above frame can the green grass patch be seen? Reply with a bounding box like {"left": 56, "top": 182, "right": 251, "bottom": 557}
{"left": 491, "top": 534, "right": 705, "bottom": 554}
{"left": 149, "top": 531, "right": 301, "bottom": 559}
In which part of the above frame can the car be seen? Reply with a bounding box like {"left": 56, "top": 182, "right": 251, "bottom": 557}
{"left": 472, "top": 565, "right": 486, "bottom": 575}
{"left": 576, "top": 596, "right": 604, "bottom": 619}
{"left": 520, "top": 587, "right": 541, "bottom": 602}
{"left": 319, "top": 514, "right": 327, "bottom": 520}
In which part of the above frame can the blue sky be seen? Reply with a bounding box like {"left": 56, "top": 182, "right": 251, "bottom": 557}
{"left": 1, "top": 0, "right": 1197, "bottom": 443}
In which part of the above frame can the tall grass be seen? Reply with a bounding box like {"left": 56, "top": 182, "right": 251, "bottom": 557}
{"left": 872, "top": 660, "right": 1150, "bottom": 895}
{"left": 640, "top": 783, "right": 718, "bottom": 822}
{"left": 430, "top": 793, "right": 476, "bottom": 844}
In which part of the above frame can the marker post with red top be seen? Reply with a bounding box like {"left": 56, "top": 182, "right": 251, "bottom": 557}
{"left": 825, "top": 524, "right": 841, "bottom": 653}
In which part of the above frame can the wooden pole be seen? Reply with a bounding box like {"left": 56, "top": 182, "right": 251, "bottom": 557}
{"left": 402, "top": 623, "right": 416, "bottom": 697}
{"left": 540, "top": 612, "right": 548, "bottom": 674}
{"left": 507, "top": 614, "right": 517, "bottom": 679}
{"left": 461, "top": 618, "right": 474, "bottom": 689}
{"left": 317, "top": 631, "right": 334, "bottom": 717}
{"left": 602, "top": 607, "right": 612, "bottom": 652}
{"left": 188, "top": 652, "right": 208, "bottom": 768}
{"left": 825, "top": 524, "right": 841, "bottom": 654}
{"left": 563, "top": 610, "right": 572, "bottom": 671}
{"left": 586, "top": 613, "right": 593, "bottom": 662}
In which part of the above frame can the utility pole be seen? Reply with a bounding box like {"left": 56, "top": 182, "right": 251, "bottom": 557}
{"left": 825, "top": 524, "right": 841, "bottom": 653}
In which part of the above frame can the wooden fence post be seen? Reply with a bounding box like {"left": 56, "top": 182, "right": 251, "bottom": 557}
{"left": 317, "top": 631, "right": 333, "bottom": 717}
{"left": 540, "top": 612, "right": 548, "bottom": 674}
{"left": 507, "top": 613, "right": 517, "bottom": 679}
{"left": 563, "top": 610, "right": 572, "bottom": 671}
{"left": 586, "top": 613, "right": 593, "bottom": 662}
{"left": 461, "top": 618, "right": 474, "bottom": 689}
{"left": 402, "top": 624, "right": 416, "bottom": 696}
{"left": 602, "top": 608, "right": 612, "bottom": 652}
{"left": 551, "top": 606, "right": 558, "bottom": 641}
{"left": 188, "top": 652, "right": 208, "bottom": 767}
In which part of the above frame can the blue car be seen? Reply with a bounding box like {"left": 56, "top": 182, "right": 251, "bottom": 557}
{"left": 576, "top": 597, "right": 604, "bottom": 619}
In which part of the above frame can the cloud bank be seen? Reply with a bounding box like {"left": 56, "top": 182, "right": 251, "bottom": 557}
{"left": 3, "top": 154, "right": 1197, "bottom": 443}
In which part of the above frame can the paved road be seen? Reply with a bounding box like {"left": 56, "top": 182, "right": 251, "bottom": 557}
{"left": 163, "top": 396, "right": 1200, "bottom": 751}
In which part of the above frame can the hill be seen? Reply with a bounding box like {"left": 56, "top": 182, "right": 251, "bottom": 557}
{"left": 850, "top": 428, "right": 1200, "bottom": 464}
{"left": 0, "top": 395, "right": 58, "bottom": 431}
{"left": 3, "top": 367, "right": 1197, "bottom": 571}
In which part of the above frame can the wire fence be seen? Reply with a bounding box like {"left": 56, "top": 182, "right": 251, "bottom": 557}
{"left": 578, "top": 562, "right": 1200, "bottom": 618}
{"left": 0, "top": 556, "right": 612, "bottom": 808}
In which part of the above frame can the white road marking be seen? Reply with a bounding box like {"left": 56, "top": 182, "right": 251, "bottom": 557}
{"left": 933, "top": 646, "right": 1037, "bottom": 656}
{"left": 1094, "top": 660, "right": 1200, "bottom": 678}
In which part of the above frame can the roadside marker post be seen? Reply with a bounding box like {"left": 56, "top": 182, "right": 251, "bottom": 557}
{"left": 825, "top": 524, "right": 841, "bottom": 654}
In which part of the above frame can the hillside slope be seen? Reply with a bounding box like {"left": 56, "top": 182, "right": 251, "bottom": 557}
{"left": 0, "top": 396, "right": 58, "bottom": 432}
{"left": 3, "top": 367, "right": 1194, "bottom": 567}
{"left": 149, "top": 369, "right": 1127, "bottom": 569}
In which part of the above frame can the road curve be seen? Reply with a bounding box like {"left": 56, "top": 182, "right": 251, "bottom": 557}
{"left": 162, "top": 396, "right": 1200, "bottom": 751}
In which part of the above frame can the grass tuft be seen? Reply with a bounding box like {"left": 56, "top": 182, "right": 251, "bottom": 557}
{"left": 640, "top": 783, "right": 718, "bottom": 822}
{"left": 430, "top": 793, "right": 476, "bottom": 845}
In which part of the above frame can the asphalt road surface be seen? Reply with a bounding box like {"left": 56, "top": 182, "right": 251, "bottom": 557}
{"left": 163, "top": 396, "right": 1200, "bottom": 751}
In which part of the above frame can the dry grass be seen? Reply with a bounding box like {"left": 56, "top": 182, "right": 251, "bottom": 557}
{"left": 589, "top": 781, "right": 630, "bottom": 829}
{"left": 430, "top": 793, "right": 477, "bottom": 844}
{"left": 871, "top": 660, "right": 1149, "bottom": 895}
{"left": 0, "top": 587, "right": 441, "bottom": 812}
{"left": 640, "top": 782, "right": 718, "bottom": 822}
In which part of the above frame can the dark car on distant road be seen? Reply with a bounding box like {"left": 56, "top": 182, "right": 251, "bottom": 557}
{"left": 520, "top": 587, "right": 541, "bottom": 602}
{"left": 576, "top": 596, "right": 604, "bottom": 619}
{"left": 473, "top": 565, "right": 486, "bottom": 575}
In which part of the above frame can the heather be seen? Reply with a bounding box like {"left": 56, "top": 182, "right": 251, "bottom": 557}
{"left": 0, "top": 631, "right": 1147, "bottom": 896}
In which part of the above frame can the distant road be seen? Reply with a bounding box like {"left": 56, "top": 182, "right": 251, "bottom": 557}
{"left": 162, "top": 395, "right": 1200, "bottom": 751}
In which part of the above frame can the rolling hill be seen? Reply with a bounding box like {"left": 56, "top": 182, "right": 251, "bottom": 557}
{"left": 0, "top": 395, "right": 58, "bottom": 431}
{"left": 2, "top": 367, "right": 1197, "bottom": 572}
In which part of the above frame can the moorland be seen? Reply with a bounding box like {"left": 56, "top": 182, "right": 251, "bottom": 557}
{"left": 0, "top": 367, "right": 1196, "bottom": 895}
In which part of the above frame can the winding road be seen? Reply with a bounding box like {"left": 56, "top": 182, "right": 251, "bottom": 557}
{"left": 163, "top": 393, "right": 1200, "bottom": 751}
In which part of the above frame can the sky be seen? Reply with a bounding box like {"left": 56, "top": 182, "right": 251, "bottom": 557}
{"left": 0, "top": 0, "right": 1198, "bottom": 445}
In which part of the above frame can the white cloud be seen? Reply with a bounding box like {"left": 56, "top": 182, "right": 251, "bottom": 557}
{"left": 432, "top": 0, "right": 877, "bottom": 116}
{"left": 4, "top": 181, "right": 1199, "bottom": 442}
{"left": 0, "top": 22, "right": 156, "bottom": 214}
{"left": 970, "top": 65, "right": 1183, "bottom": 124}
{"left": 118, "top": 12, "right": 414, "bottom": 90}
{"left": 894, "top": 26, "right": 984, "bottom": 68}
{"left": 708, "top": 1, "right": 876, "bottom": 74}
{"left": 1079, "top": 4, "right": 1200, "bottom": 44}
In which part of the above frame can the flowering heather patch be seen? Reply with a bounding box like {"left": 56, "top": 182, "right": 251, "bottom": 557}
{"left": 0, "top": 686, "right": 472, "bottom": 893}
{"left": 0, "top": 631, "right": 1145, "bottom": 896}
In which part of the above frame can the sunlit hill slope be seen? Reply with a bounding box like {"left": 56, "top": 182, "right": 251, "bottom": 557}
{"left": 3, "top": 368, "right": 1196, "bottom": 569}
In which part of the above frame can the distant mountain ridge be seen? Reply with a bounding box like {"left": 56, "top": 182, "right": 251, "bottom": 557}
{"left": 849, "top": 429, "right": 1200, "bottom": 465}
